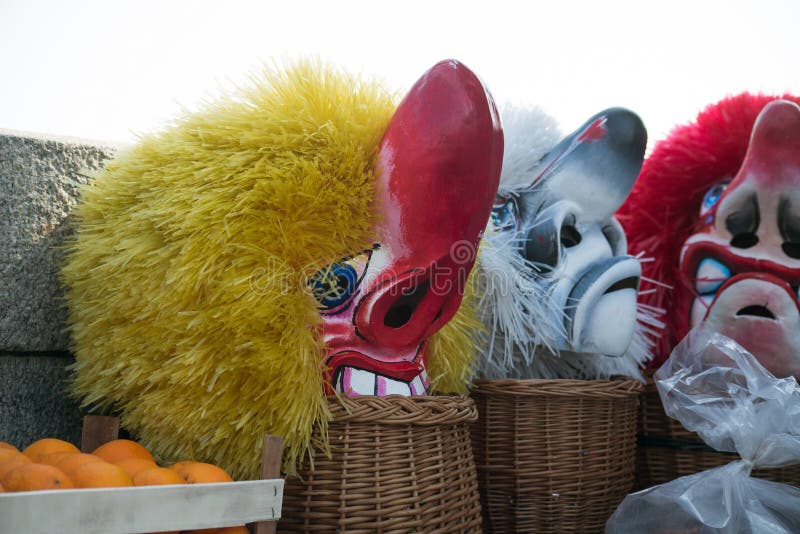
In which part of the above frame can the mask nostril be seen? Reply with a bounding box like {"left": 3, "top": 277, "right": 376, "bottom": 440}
{"left": 383, "top": 281, "right": 429, "bottom": 328}
{"left": 560, "top": 223, "right": 582, "bottom": 248}
{"left": 783, "top": 242, "right": 800, "bottom": 259}
{"left": 730, "top": 233, "right": 759, "bottom": 249}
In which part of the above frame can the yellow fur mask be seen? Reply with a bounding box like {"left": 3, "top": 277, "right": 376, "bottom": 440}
{"left": 63, "top": 59, "right": 502, "bottom": 478}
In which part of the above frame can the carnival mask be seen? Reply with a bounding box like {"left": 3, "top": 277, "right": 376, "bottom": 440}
{"left": 312, "top": 61, "right": 503, "bottom": 396}
{"left": 63, "top": 59, "right": 502, "bottom": 478}
{"left": 479, "top": 107, "right": 652, "bottom": 379}
{"left": 680, "top": 100, "right": 800, "bottom": 378}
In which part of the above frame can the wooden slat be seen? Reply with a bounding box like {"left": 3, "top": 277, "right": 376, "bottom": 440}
{"left": 252, "top": 434, "right": 284, "bottom": 534}
{"left": 0, "top": 479, "right": 283, "bottom": 534}
{"left": 80, "top": 415, "right": 120, "bottom": 453}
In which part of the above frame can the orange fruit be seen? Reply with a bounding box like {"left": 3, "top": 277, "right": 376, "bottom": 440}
{"left": 22, "top": 438, "right": 79, "bottom": 463}
{"left": 0, "top": 448, "right": 21, "bottom": 464}
{"left": 116, "top": 457, "right": 157, "bottom": 478}
{"left": 0, "top": 453, "right": 32, "bottom": 479}
{"left": 55, "top": 453, "right": 107, "bottom": 487}
{"left": 92, "top": 439, "right": 154, "bottom": 464}
{"left": 169, "top": 461, "right": 233, "bottom": 484}
{"left": 68, "top": 461, "right": 133, "bottom": 488}
{"left": 133, "top": 466, "right": 184, "bottom": 486}
{"left": 0, "top": 481, "right": 4, "bottom": 492}
{"left": 39, "top": 451, "right": 80, "bottom": 467}
{"left": 0, "top": 442, "right": 18, "bottom": 452}
{"left": 1, "top": 463, "right": 74, "bottom": 491}
{"left": 54, "top": 453, "right": 104, "bottom": 476}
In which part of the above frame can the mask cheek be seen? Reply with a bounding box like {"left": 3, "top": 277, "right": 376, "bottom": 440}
{"left": 690, "top": 295, "right": 715, "bottom": 327}
{"left": 601, "top": 218, "right": 627, "bottom": 257}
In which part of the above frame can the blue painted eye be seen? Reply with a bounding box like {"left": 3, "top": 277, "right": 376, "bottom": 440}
{"left": 309, "top": 248, "right": 374, "bottom": 311}
{"left": 311, "top": 263, "right": 359, "bottom": 309}
{"left": 700, "top": 180, "right": 730, "bottom": 216}
{"left": 491, "top": 198, "right": 518, "bottom": 230}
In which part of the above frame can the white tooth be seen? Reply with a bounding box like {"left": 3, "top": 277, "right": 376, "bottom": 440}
{"left": 384, "top": 376, "right": 412, "bottom": 396}
{"left": 349, "top": 368, "right": 375, "bottom": 396}
{"left": 695, "top": 258, "right": 731, "bottom": 295}
{"left": 409, "top": 375, "right": 426, "bottom": 395}
{"left": 335, "top": 371, "right": 344, "bottom": 393}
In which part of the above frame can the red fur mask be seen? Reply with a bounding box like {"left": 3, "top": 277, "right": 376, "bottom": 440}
{"left": 619, "top": 94, "right": 800, "bottom": 377}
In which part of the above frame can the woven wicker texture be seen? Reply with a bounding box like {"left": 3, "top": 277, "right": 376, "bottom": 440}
{"left": 636, "top": 374, "right": 800, "bottom": 489}
{"left": 280, "top": 395, "right": 482, "bottom": 533}
{"left": 471, "top": 378, "right": 642, "bottom": 533}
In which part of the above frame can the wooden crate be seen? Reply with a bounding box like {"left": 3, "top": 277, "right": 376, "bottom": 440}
{"left": 0, "top": 416, "right": 284, "bottom": 534}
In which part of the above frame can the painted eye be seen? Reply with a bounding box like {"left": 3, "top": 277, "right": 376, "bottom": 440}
{"left": 310, "top": 250, "right": 373, "bottom": 311}
{"left": 311, "top": 264, "right": 359, "bottom": 310}
{"left": 491, "top": 197, "right": 518, "bottom": 230}
{"left": 700, "top": 180, "right": 730, "bottom": 216}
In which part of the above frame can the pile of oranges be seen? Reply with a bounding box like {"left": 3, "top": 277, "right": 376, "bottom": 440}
{"left": 0, "top": 437, "right": 248, "bottom": 534}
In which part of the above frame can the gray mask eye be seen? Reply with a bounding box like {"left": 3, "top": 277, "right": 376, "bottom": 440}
{"left": 523, "top": 213, "right": 582, "bottom": 272}
{"left": 523, "top": 212, "right": 583, "bottom": 272}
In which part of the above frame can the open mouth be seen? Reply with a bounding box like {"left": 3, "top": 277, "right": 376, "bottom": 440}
{"left": 695, "top": 271, "right": 800, "bottom": 327}
{"left": 736, "top": 305, "right": 776, "bottom": 320}
{"left": 694, "top": 273, "right": 800, "bottom": 379}
{"left": 332, "top": 366, "right": 429, "bottom": 397}
{"left": 325, "top": 347, "right": 428, "bottom": 397}
{"left": 562, "top": 257, "right": 641, "bottom": 356}
{"left": 603, "top": 276, "right": 639, "bottom": 294}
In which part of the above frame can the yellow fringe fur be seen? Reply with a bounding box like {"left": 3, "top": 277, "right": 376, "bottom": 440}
{"left": 63, "top": 60, "right": 479, "bottom": 478}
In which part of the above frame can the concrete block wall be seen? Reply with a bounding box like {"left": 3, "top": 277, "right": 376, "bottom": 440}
{"left": 0, "top": 129, "right": 116, "bottom": 448}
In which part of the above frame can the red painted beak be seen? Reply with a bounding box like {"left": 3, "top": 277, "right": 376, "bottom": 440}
{"left": 356, "top": 59, "right": 504, "bottom": 349}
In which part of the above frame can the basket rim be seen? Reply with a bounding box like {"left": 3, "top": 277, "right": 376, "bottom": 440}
{"left": 325, "top": 394, "right": 478, "bottom": 425}
{"left": 471, "top": 376, "right": 644, "bottom": 398}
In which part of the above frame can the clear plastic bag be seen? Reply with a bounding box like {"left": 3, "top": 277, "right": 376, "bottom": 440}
{"left": 606, "top": 326, "right": 800, "bottom": 533}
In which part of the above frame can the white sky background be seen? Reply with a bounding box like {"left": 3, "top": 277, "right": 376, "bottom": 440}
{"left": 1, "top": 0, "right": 798, "bottom": 148}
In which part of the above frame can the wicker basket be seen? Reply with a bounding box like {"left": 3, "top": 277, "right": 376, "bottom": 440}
{"left": 470, "top": 378, "right": 642, "bottom": 533}
{"left": 280, "top": 395, "right": 482, "bottom": 533}
{"left": 636, "top": 373, "right": 800, "bottom": 489}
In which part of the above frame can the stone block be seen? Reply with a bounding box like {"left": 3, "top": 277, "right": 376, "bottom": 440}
{"left": 0, "top": 352, "right": 84, "bottom": 449}
{"left": 1, "top": 129, "right": 116, "bottom": 351}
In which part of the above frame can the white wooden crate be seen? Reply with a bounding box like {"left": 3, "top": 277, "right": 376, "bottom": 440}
{"left": 0, "top": 479, "right": 283, "bottom": 534}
